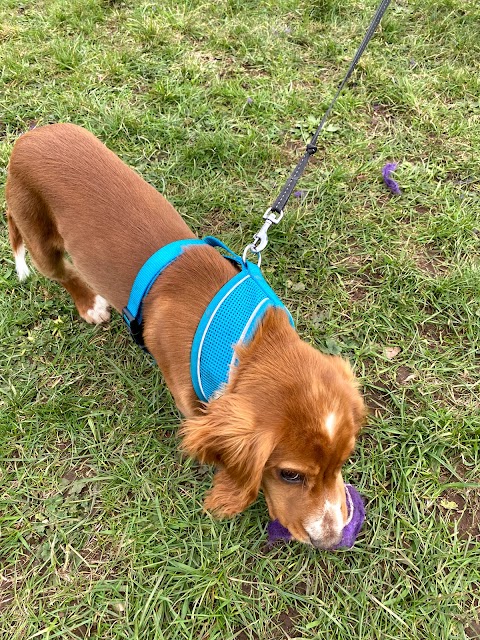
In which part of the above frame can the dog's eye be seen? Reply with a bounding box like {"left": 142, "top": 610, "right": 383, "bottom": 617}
{"left": 280, "top": 470, "right": 304, "bottom": 484}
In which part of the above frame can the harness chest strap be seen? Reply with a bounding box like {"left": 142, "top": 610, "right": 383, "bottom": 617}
{"left": 123, "top": 236, "right": 294, "bottom": 403}
{"left": 122, "top": 238, "right": 206, "bottom": 347}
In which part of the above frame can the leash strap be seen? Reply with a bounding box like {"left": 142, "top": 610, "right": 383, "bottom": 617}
{"left": 244, "top": 0, "right": 392, "bottom": 258}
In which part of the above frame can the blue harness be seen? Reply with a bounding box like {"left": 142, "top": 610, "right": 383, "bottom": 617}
{"left": 123, "top": 236, "right": 294, "bottom": 403}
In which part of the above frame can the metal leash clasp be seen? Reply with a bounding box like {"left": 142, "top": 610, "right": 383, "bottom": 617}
{"left": 242, "top": 207, "right": 284, "bottom": 266}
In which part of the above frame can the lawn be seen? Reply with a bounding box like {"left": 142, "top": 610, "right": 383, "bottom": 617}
{"left": 0, "top": 0, "right": 479, "bottom": 638}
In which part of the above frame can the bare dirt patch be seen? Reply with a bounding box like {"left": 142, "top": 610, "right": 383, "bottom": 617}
{"left": 466, "top": 617, "right": 480, "bottom": 639}
{"left": 439, "top": 488, "right": 480, "bottom": 542}
{"left": 235, "top": 606, "right": 298, "bottom": 640}
{"left": 348, "top": 284, "right": 367, "bottom": 301}
{"left": 413, "top": 245, "right": 449, "bottom": 276}
{"left": 0, "top": 577, "right": 15, "bottom": 613}
{"left": 396, "top": 365, "right": 415, "bottom": 385}
{"left": 364, "top": 383, "right": 392, "bottom": 418}
{"left": 369, "top": 103, "right": 398, "bottom": 136}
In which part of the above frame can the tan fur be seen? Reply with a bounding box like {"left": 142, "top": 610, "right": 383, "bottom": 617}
{"left": 6, "top": 123, "right": 366, "bottom": 547}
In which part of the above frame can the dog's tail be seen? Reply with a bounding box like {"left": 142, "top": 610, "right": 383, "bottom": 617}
{"left": 7, "top": 213, "right": 30, "bottom": 281}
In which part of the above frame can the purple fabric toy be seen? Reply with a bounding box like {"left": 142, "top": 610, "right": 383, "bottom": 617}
{"left": 267, "top": 484, "right": 365, "bottom": 549}
{"left": 382, "top": 162, "right": 401, "bottom": 195}
{"left": 267, "top": 519, "right": 293, "bottom": 544}
{"left": 334, "top": 484, "right": 365, "bottom": 549}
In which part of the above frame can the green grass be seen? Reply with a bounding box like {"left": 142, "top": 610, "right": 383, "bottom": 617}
{"left": 1, "top": 0, "right": 479, "bottom": 638}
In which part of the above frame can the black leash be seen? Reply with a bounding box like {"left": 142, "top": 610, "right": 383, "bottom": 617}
{"left": 243, "top": 0, "right": 393, "bottom": 262}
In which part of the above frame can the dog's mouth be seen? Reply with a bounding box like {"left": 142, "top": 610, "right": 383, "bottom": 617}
{"left": 264, "top": 501, "right": 311, "bottom": 545}
{"left": 285, "top": 524, "right": 310, "bottom": 544}
{"left": 262, "top": 492, "right": 304, "bottom": 544}
{"left": 307, "top": 531, "right": 343, "bottom": 550}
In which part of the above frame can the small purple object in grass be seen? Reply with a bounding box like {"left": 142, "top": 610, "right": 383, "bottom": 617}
{"left": 382, "top": 162, "right": 401, "bottom": 195}
{"left": 267, "top": 484, "right": 365, "bottom": 549}
{"left": 293, "top": 190, "right": 305, "bottom": 198}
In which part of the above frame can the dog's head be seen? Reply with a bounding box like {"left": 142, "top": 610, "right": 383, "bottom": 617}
{"left": 181, "top": 309, "right": 366, "bottom": 548}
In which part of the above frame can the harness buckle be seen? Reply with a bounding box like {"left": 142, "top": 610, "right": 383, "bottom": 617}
{"left": 122, "top": 307, "right": 146, "bottom": 349}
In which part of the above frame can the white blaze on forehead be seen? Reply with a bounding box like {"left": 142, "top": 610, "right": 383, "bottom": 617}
{"left": 325, "top": 412, "right": 336, "bottom": 438}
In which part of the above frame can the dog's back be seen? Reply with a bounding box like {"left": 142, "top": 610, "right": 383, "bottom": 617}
{"left": 6, "top": 123, "right": 195, "bottom": 310}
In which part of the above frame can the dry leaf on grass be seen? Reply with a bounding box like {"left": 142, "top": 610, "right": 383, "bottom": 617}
{"left": 385, "top": 346, "right": 401, "bottom": 359}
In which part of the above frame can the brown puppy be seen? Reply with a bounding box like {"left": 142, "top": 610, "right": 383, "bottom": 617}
{"left": 6, "top": 123, "right": 365, "bottom": 548}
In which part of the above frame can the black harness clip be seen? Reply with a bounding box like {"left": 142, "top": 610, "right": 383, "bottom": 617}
{"left": 122, "top": 307, "right": 147, "bottom": 350}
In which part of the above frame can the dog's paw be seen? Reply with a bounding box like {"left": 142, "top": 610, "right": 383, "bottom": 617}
{"left": 85, "top": 295, "right": 111, "bottom": 324}
{"left": 14, "top": 244, "right": 30, "bottom": 281}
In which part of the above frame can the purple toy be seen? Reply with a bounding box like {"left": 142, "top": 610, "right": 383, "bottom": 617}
{"left": 382, "top": 162, "right": 401, "bottom": 195}
{"left": 267, "top": 484, "right": 365, "bottom": 549}
{"left": 267, "top": 519, "right": 292, "bottom": 544}
{"left": 335, "top": 484, "right": 365, "bottom": 548}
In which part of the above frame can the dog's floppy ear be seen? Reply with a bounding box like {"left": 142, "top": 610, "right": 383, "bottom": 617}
{"left": 335, "top": 356, "right": 368, "bottom": 430}
{"left": 180, "top": 395, "right": 275, "bottom": 517}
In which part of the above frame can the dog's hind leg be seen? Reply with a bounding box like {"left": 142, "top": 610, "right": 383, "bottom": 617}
{"left": 7, "top": 211, "right": 30, "bottom": 282}
{"left": 6, "top": 180, "right": 110, "bottom": 325}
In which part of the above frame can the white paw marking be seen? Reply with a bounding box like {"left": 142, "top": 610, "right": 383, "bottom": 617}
{"left": 14, "top": 244, "right": 30, "bottom": 281}
{"left": 86, "top": 295, "right": 111, "bottom": 324}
